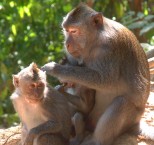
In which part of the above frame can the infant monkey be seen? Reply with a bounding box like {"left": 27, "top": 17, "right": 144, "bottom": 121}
{"left": 56, "top": 57, "right": 95, "bottom": 145}
{"left": 10, "top": 63, "right": 71, "bottom": 145}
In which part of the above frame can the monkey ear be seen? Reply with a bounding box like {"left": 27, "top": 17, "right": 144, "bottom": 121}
{"left": 12, "top": 75, "right": 19, "bottom": 87}
{"left": 92, "top": 12, "right": 103, "bottom": 27}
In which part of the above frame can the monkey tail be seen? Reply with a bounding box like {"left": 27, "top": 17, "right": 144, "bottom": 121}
{"left": 139, "top": 120, "right": 154, "bottom": 140}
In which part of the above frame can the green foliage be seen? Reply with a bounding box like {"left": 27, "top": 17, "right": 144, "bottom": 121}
{"left": 0, "top": 0, "right": 80, "bottom": 127}
{"left": 0, "top": 0, "right": 154, "bottom": 127}
{"left": 122, "top": 11, "right": 154, "bottom": 44}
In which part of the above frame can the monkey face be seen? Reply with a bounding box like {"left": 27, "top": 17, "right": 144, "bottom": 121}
{"left": 23, "top": 80, "right": 45, "bottom": 103}
{"left": 12, "top": 63, "right": 46, "bottom": 103}
{"left": 62, "top": 4, "right": 103, "bottom": 63}
{"left": 62, "top": 26, "right": 86, "bottom": 59}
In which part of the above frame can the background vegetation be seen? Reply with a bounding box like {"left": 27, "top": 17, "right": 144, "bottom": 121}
{"left": 0, "top": 0, "right": 154, "bottom": 127}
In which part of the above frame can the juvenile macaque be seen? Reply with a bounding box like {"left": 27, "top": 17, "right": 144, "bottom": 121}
{"left": 41, "top": 3, "right": 150, "bottom": 145}
{"left": 10, "top": 63, "right": 71, "bottom": 145}
{"left": 56, "top": 57, "right": 95, "bottom": 145}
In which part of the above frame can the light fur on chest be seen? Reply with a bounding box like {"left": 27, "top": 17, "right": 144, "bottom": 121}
{"left": 11, "top": 94, "right": 48, "bottom": 131}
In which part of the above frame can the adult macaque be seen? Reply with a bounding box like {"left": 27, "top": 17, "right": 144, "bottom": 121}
{"left": 41, "top": 4, "right": 150, "bottom": 145}
{"left": 10, "top": 63, "right": 71, "bottom": 145}
{"left": 56, "top": 57, "right": 95, "bottom": 145}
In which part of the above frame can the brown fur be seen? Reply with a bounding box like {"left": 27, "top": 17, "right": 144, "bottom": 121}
{"left": 42, "top": 4, "right": 150, "bottom": 145}
{"left": 11, "top": 63, "right": 71, "bottom": 145}
{"left": 56, "top": 57, "right": 95, "bottom": 145}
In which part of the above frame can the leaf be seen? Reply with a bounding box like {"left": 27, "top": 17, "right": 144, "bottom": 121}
{"left": 144, "top": 15, "right": 154, "bottom": 21}
{"left": 24, "top": 6, "right": 31, "bottom": 16}
{"left": 11, "top": 24, "right": 17, "bottom": 36}
{"left": 114, "top": 2, "right": 123, "bottom": 18}
{"left": 18, "top": 7, "right": 24, "bottom": 18}
{"left": 63, "top": 4, "right": 72, "bottom": 12}
{"left": 137, "top": 12, "right": 145, "bottom": 19}
{"left": 128, "top": 11, "right": 135, "bottom": 16}
{"left": 140, "top": 22, "right": 154, "bottom": 35}
{"left": 128, "top": 21, "right": 147, "bottom": 29}
{"left": 9, "top": 1, "right": 15, "bottom": 7}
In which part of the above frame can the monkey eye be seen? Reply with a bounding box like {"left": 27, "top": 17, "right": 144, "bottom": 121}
{"left": 30, "top": 83, "right": 36, "bottom": 88}
{"left": 30, "top": 82, "right": 44, "bottom": 89}
{"left": 70, "top": 29, "right": 78, "bottom": 34}
{"left": 64, "top": 28, "right": 78, "bottom": 34}
{"left": 70, "top": 30, "right": 77, "bottom": 34}
{"left": 37, "top": 82, "right": 44, "bottom": 88}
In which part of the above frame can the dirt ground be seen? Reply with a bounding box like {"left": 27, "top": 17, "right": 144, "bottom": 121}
{"left": 0, "top": 92, "right": 154, "bottom": 145}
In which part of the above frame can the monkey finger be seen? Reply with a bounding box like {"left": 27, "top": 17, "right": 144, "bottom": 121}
{"left": 59, "top": 80, "right": 75, "bottom": 88}
{"left": 55, "top": 85, "right": 65, "bottom": 93}
{"left": 41, "top": 62, "right": 57, "bottom": 73}
{"left": 66, "top": 82, "right": 75, "bottom": 88}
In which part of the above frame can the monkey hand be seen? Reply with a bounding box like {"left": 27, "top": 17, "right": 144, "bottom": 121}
{"left": 23, "top": 131, "right": 35, "bottom": 145}
{"left": 55, "top": 85, "right": 65, "bottom": 93}
{"left": 64, "top": 82, "right": 75, "bottom": 88}
{"left": 41, "top": 62, "right": 59, "bottom": 75}
{"left": 58, "top": 79, "right": 75, "bottom": 88}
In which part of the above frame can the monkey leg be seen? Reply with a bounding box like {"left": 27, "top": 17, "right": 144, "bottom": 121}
{"left": 94, "top": 96, "right": 143, "bottom": 145}
{"left": 71, "top": 112, "right": 85, "bottom": 145}
{"left": 37, "top": 133, "right": 68, "bottom": 145}
{"left": 82, "top": 96, "right": 143, "bottom": 145}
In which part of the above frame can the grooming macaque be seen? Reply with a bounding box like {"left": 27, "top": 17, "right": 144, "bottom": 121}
{"left": 41, "top": 3, "right": 150, "bottom": 145}
{"left": 10, "top": 63, "right": 71, "bottom": 145}
{"left": 56, "top": 57, "right": 95, "bottom": 145}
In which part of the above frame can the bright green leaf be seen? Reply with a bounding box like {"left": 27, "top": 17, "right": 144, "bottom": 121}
{"left": 9, "top": 1, "right": 15, "bottom": 7}
{"left": 18, "top": 7, "right": 24, "bottom": 18}
{"left": 29, "top": 32, "right": 36, "bottom": 37}
{"left": 11, "top": 24, "right": 17, "bottom": 36}
{"left": 24, "top": 6, "right": 31, "bottom": 16}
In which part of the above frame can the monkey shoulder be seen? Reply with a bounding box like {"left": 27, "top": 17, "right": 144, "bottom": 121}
{"left": 42, "top": 85, "right": 71, "bottom": 118}
{"left": 42, "top": 86, "right": 72, "bottom": 137}
{"left": 44, "top": 85, "right": 68, "bottom": 104}
{"left": 103, "top": 17, "right": 135, "bottom": 41}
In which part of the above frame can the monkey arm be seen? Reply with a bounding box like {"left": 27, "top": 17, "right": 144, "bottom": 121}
{"left": 30, "top": 120, "right": 62, "bottom": 135}
{"left": 24, "top": 120, "right": 62, "bottom": 145}
{"left": 55, "top": 85, "right": 94, "bottom": 113}
{"left": 62, "top": 91, "right": 91, "bottom": 114}
{"left": 41, "top": 62, "right": 102, "bottom": 90}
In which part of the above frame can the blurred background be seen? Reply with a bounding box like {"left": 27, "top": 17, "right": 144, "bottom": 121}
{"left": 0, "top": 0, "right": 154, "bottom": 128}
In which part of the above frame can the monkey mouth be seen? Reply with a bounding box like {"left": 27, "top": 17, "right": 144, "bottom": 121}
{"left": 25, "top": 96, "right": 44, "bottom": 104}
{"left": 70, "top": 51, "right": 80, "bottom": 57}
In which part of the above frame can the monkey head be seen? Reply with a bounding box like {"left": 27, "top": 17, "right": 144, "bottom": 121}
{"left": 62, "top": 3, "right": 103, "bottom": 63}
{"left": 12, "top": 62, "right": 46, "bottom": 103}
